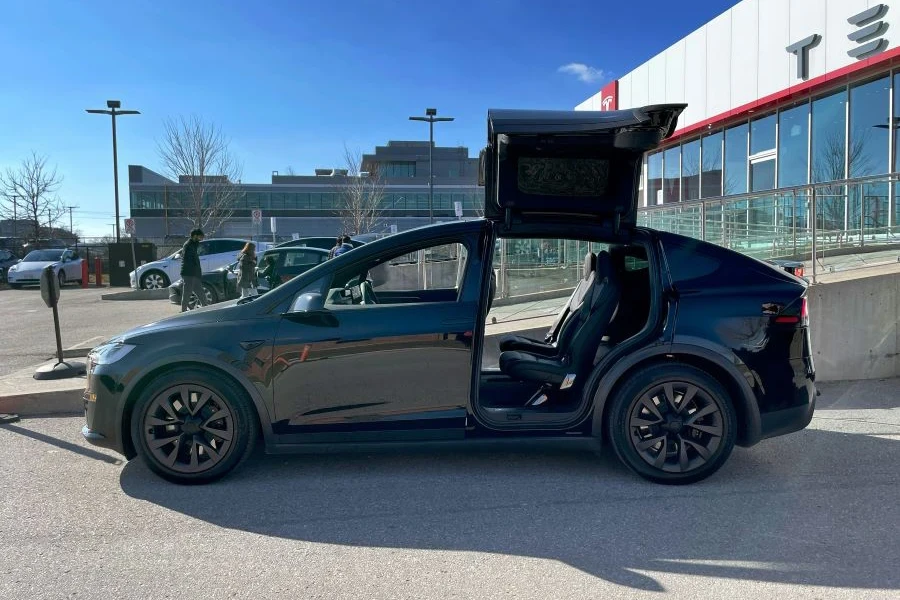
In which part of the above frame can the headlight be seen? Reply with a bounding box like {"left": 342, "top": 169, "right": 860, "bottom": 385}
{"left": 8, "top": 265, "right": 17, "bottom": 272}
{"left": 89, "top": 340, "right": 137, "bottom": 365}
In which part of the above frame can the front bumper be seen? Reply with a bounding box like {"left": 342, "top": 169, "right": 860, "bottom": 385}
{"left": 82, "top": 362, "right": 128, "bottom": 456}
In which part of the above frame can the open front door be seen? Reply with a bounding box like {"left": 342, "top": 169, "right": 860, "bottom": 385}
{"left": 481, "top": 104, "right": 686, "bottom": 235}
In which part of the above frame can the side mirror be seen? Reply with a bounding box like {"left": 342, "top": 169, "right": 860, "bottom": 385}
{"left": 293, "top": 292, "right": 325, "bottom": 312}
{"left": 174, "top": 252, "right": 183, "bottom": 260}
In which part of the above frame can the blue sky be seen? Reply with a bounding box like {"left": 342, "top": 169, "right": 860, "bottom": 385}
{"left": 0, "top": 0, "right": 734, "bottom": 237}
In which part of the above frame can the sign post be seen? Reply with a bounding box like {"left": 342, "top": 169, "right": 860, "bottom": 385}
{"left": 252, "top": 209, "right": 262, "bottom": 241}
{"left": 34, "top": 266, "right": 86, "bottom": 380}
{"left": 270, "top": 216, "right": 277, "bottom": 243}
{"left": 124, "top": 218, "right": 137, "bottom": 276}
{"left": 454, "top": 201, "right": 463, "bottom": 219}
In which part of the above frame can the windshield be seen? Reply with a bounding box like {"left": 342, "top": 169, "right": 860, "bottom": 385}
{"left": 23, "top": 250, "right": 64, "bottom": 262}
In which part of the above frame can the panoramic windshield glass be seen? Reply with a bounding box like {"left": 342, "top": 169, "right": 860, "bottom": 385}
{"left": 23, "top": 250, "right": 64, "bottom": 262}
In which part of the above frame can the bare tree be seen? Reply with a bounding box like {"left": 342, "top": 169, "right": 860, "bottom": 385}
{"left": 337, "top": 145, "right": 385, "bottom": 235}
{"left": 283, "top": 166, "right": 297, "bottom": 176}
{"left": 157, "top": 116, "right": 243, "bottom": 235}
{"left": 812, "top": 131, "right": 869, "bottom": 230}
{"left": 0, "top": 152, "right": 65, "bottom": 242}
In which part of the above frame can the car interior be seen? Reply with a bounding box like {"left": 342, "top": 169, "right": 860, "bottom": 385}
{"left": 478, "top": 240, "right": 652, "bottom": 414}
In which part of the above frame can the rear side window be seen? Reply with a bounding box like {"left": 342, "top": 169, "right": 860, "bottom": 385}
{"left": 663, "top": 238, "right": 720, "bottom": 286}
{"left": 219, "top": 240, "right": 246, "bottom": 253}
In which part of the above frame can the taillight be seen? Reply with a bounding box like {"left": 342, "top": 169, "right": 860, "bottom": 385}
{"left": 795, "top": 267, "right": 804, "bottom": 278}
{"left": 773, "top": 297, "right": 808, "bottom": 326}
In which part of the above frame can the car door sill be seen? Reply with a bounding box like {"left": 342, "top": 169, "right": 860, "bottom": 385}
{"left": 267, "top": 435, "right": 599, "bottom": 455}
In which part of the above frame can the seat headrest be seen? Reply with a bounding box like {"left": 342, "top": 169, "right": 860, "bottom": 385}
{"left": 583, "top": 252, "right": 597, "bottom": 281}
{"left": 595, "top": 250, "right": 612, "bottom": 274}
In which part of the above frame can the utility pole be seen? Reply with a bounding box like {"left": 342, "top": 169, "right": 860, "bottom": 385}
{"left": 66, "top": 205, "right": 79, "bottom": 247}
{"left": 409, "top": 108, "right": 454, "bottom": 224}
{"left": 87, "top": 100, "right": 140, "bottom": 243}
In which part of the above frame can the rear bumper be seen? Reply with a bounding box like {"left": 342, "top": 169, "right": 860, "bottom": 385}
{"left": 759, "top": 377, "right": 816, "bottom": 440}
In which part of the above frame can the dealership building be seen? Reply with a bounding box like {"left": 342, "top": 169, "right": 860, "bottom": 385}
{"left": 128, "top": 141, "right": 480, "bottom": 240}
{"left": 577, "top": 0, "right": 900, "bottom": 250}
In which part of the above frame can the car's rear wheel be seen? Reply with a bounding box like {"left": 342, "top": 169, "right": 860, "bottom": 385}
{"left": 607, "top": 363, "right": 736, "bottom": 485}
{"left": 140, "top": 270, "right": 170, "bottom": 290}
{"left": 130, "top": 368, "right": 258, "bottom": 484}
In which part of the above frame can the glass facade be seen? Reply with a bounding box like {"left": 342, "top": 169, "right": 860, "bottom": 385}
{"left": 132, "top": 189, "right": 483, "bottom": 213}
{"left": 379, "top": 161, "right": 417, "bottom": 178}
{"left": 724, "top": 124, "right": 748, "bottom": 195}
{"left": 641, "top": 72, "right": 897, "bottom": 223}
{"left": 701, "top": 132, "right": 723, "bottom": 198}
{"left": 778, "top": 102, "right": 809, "bottom": 188}
{"left": 681, "top": 138, "right": 700, "bottom": 201}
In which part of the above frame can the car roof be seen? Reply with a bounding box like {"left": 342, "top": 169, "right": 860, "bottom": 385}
{"left": 264, "top": 246, "right": 329, "bottom": 254}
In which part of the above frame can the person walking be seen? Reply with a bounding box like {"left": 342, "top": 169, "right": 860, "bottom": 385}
{"left": 237, "top": 242, "right": 259, "bottom": 299}
{"left": 180, "top": 228, "right": 206, "bottom": 312}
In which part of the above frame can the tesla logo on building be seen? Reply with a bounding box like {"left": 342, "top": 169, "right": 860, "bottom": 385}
{"left": 598, "top": 80, "right": 618, "bottom": 111}
{"left": 847, "top": 4, "right": 889, "bottom": 60}
{"left": 786, "top": 34, "right": 820, "bottom": 80}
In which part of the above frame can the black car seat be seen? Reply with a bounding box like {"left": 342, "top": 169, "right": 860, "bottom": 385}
{"left": 498, "top": 250, "right": 620, "bottom": 395}
{"left": 497, "top": 251, "right": 599, "bottom": 357}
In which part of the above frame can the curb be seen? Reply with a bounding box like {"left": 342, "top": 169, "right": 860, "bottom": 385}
{"left": 101, "top": 288, "right": 168, "bottom": 301}
{"left": 0, "top": 388, "right": 84, "bottom": 417}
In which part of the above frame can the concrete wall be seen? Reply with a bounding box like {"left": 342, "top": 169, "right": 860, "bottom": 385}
{"left": 809, "top": 272, "right": 899, "bottom": 381}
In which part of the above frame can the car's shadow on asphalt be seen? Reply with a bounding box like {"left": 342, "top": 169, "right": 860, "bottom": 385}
{"left": 119, "top": 425, "right": 900, "bottom": 592}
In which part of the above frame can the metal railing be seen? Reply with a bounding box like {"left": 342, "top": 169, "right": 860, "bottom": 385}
{"left": 638, "top": 173, "right": 900, "bottom": 283}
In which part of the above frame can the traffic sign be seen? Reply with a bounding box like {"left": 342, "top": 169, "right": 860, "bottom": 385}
{"left": 252, "top": 209, "right": 262, "bottom": 224}
{"left": 124, "top": 218, "right": 135, "bottom": 235}
{"left": 454, "top": 201, "right": 463, "bottom": 218}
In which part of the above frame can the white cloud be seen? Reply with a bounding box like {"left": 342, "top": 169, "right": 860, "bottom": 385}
{"left": 558, "top": 63, "right": 606, "bottom": 84}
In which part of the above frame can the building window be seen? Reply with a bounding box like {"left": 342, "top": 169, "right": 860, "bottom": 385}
{"left": 681, "top": 139, "right": 700, "bottom": 201}
{"left": 750, "top": 113, "right": 776, "bottom": 192}
{"left": 380, "top": 162, "right": 417, "bottom": 178}
{"left": 724, "top": 123, "right": 748, "bottom": 195}
{"left": 663, "top": 146, "right": 680, "bottom": 203}
{"left": 849, "top": 76, "right": 890, "bottom": 178}
{"left": 778, "top": 102, "right": 809, "bottom": 188}
{"left": 647, "top": 152, "right": 663, "bottom": 205}
{"left": 701, "top": 132, "right": 723, "bottom": 198}
{"left": 811, "top": 90, "right": 847, "bottom": 183}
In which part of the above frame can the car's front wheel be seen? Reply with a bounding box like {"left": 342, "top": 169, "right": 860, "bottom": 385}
{"left": 130, "top": 368, "right": 258, "bottom": 484}
{"left": 607, "top": 363, "right": 736, "bottom": 485}
{"left": 57, "top": 270, "right": 66, "bottom": 287}
{"left": 140, "top": 270, "right": 170, "bottom": 290}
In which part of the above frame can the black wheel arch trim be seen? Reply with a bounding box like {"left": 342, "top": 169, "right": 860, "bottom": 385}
{"left": 588, "top": 338, "right": 762, "bottom": 447}
{"left": 115, "top": 351, "right": 276, "bottom": 457}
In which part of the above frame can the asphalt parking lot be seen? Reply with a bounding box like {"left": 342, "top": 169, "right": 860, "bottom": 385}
{"left": 1, "top": 378, "right": 897, "bottom": 599}
{"left": 0, "top": 287, "right": 179, "bottom": 377}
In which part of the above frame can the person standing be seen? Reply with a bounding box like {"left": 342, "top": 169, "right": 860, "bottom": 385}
{"left": 327, "top": 235, "right": 343, "bottom": 259}
{"left": 332, "top": 235, "right": 354, "bottom": 257}
{"left": 237, "top": 242, "right": 259, "bottom": 299}
{"left": 180, "top": 228, "right": 206, "bottom": 312}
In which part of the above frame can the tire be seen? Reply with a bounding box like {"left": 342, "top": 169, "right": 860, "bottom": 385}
{"left": 57, "top": 270, "right": 66, "bottom": 287}
{"left": 130, "top": 367, "right": 259, "bottom": 484}
{"left": 187, "top": 284, "right": 217, "bottom": 310}
{"left": 140, "top": 270, "right": 170, "bottom": 290}
{"left": 606, "top": 363, "right": 736, "bottom": 485}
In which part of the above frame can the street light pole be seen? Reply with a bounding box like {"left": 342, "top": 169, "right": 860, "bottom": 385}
{"left": 87, "top": 100, "right": 140, "bottom": 243}
{"left": 409, "top": 108, "right": 454, "bottom": 224}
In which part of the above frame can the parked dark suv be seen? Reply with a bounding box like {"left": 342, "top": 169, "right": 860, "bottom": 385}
{"left": 81, "top": 104, "right": 816, "bottom": 485}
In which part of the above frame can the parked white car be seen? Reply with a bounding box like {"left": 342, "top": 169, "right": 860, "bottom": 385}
{"left": 6, "top": 248, "right": 84, "bottom": 289}
{"left": 129, "top": 239, "right": 272, "bottom": 289}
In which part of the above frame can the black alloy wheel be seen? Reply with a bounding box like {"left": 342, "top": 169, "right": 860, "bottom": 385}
{"left": 131, "top": 368, "right": 257, "bottom": 484}
{"left": 607, "top": 364, "right": 736, "bottom": 485}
